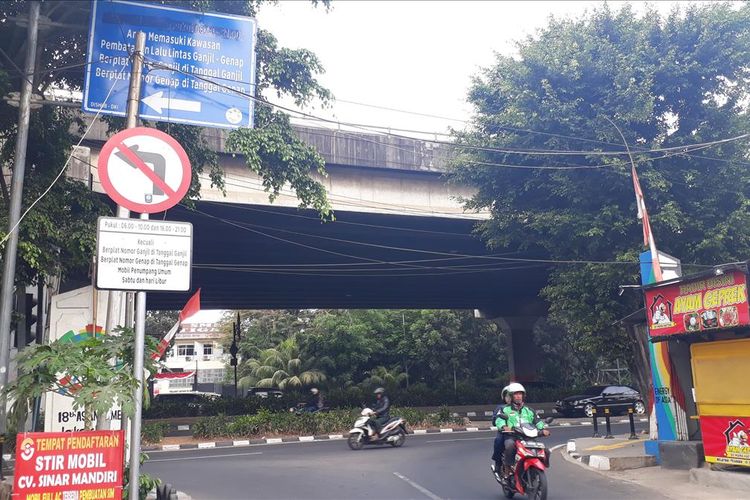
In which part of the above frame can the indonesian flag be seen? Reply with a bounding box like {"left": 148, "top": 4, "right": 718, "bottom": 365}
{"left": 631, "top": 166, "right": 663, "bottom": 282}
{"left": 152, "top": 289, "right": 201, "bottom": 360}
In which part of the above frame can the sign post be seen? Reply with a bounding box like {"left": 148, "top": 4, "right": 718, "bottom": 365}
{"left": 96, "top": 101, "right": 193, "bottom": 500}
{"left": 83, "top": 0, "right": 257, "bottom": 129}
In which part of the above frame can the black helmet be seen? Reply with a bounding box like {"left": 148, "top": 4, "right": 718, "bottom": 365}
{"left": 374, "top": 387, "right": 386, "bottom": 395}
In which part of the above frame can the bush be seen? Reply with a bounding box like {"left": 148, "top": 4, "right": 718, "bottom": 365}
{"left": 192, "top": 406, "right": 461, "bottom": 440}
{"left": 141, "top": 422, "right": 170, "bottom": 444}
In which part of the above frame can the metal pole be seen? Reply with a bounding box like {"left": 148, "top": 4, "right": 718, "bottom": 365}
{"left": 604, "top": 407, "right": 614, "bottom": 439}
{"left": 0, "top": 1, "right": 40, "bottom": 469}
{"left": 128, "top": 282, "right": 147, "bottom": 500}
{"left": 592, "top": 407, "right": 600, "bottom": 438}
{"left": 124, "top": 32, "right": 146, "bottom": 500}
{"left": 628, "top": 406, "right": 638, "bottom": 440}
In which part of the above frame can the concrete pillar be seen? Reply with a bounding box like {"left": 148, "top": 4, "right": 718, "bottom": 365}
{"left": 503, "top": 317, "right": 544, "bottom": 381}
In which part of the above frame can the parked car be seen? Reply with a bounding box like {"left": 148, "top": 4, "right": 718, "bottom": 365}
{"left": 554, "top": 385, "right": 646, "bottom": 418}
{"left": 153, "top": 391, "right": 221, "bottom": 404}
{"left": 246, "top": 387, "right": 284, "bottom": 399}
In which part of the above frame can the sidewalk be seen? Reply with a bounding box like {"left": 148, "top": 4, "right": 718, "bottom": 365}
{"left": 563, "top": 434, "right": 750, "bottom": 500}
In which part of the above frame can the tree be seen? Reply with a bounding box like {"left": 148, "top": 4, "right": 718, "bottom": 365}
{"left": 238, "top": 337, "right": 326, "bottom": 391}
{"left": 145, "top": 310, "right": 179, "bottom": 340}
{"left": 451, "top": 3, "right": 750, "bottom": 382}
{"left": 361, "top": 365, "right": 408, "bottom": 393}
{"left": 0, "top": 0, "right": 332, "bottom": 291}
{"left": 5, "top": 327, "right": 158, "bottom": 430}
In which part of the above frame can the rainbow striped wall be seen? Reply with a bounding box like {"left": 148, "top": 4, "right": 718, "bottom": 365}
{"left": 641, "top": 251, "right": 683, "bottom": 441}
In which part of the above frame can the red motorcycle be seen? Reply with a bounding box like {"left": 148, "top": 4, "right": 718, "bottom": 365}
{"left": 493, "top": 419, "right": 553, "bottom": 500}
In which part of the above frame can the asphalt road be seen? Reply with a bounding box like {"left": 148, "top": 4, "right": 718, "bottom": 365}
{"left": 144, "top": 422, "right": 662, "bottom": 500}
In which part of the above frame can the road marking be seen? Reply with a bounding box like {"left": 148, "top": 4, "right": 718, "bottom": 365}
{"left": 393, "top": 472, "right": 443, "bottom": 500}
{"left": 560, "top": 423, "right": 571, "bottom": 426}
{"left": 299, "top": 436, "right": 315, "bottom": 442}
{"left": 466, "top": 412, "right": 477, "bottom": 417}
{"left": 329, "top": 434, "right": 344, "bottom": 440}
{"left": 414, "top": 429, "right": 428, "bottom": 435}
{"left": 550, "top": 444, "right": 565, "bottom": 451}
{"left": 440, "top": 428, "right": 453, "bottom": 433}
{"left": 639, "top": 418, "right": 648, "bottom": 422}
{"left": 233, "top": 440, "right": 250, "bottom": 447}
{"left": 466, "top": 427, "right": 479, "bottom": 432}
{"left": 266, "top": 438, "right": 283, "bottom": 444}
{"left": 160, "top": 444, "right": 180, "bottom": 451}
{"left": 176, "top": 425, "right": 190, "bottom": 431}
{"left": 148, "top": 451, "right": 263, "bottom": 463}
{"left": 580, "top": 422, "right": 592, "bottom": 425}
{"left": 586, "top": 441, "right": 635, "bottom": 451}
{"left": 198, "top": 442, "right": 215, "bottom": 449}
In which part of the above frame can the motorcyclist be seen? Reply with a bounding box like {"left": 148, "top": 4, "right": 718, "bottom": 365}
{"left": 491, "top": 382, "right": 549, "bottom": 479}
{"left": 298, "top": 387, "right": 323, "bottom": 413}
{"left": 372, "top": 387, "right": 391, "bottom": 435}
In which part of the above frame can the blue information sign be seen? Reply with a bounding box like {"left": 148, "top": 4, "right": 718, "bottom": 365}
{"left": 83, "top": 0, "right": 256, "bottom": 129}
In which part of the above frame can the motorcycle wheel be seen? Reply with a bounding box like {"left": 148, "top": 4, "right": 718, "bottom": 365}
{"left": 390, "top": 429, "right": 406, "bottom": 448}
{"left": 502, "top": 484, "right": 514, "bottom": 499}
{"left": 347, "top": 433, "right": 364, "bottom": 451}
{"left": 525, "top": 468, "right": 548, "bottom": 500}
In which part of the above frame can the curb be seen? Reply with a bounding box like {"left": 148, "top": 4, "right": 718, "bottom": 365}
{"left": 143, "top": 426, "right": 489, "bottom": 451}
{"left": 565, "top": 439, "right": 657, "bottom": 471}
{"left": 142, "top": 419, "right": 649, "bottom": 453}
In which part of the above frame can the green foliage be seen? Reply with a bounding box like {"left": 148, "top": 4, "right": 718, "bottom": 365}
{"left": 0, "top": 0, "right": 332, "bottom": 286}
{"left": 192, "top": 406, "right": 460, "bottom": 440}
{"left": 238, "top": 337, "right": 327, "bottom": 390}
{"left": 4, "top": 327, "right": 158, "bottom": 430}
{"left": 141, "top": 421, "right": 171, "bottom": 444}
{"left": 451, "top": 3, "right": 750, "bottom": 379}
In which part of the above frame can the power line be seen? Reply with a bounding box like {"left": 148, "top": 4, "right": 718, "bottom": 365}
{"left": 144, "top": 58, "right": 750, "bottom": 160}
{"left": 0, "top": 60, "right": 129, "bottom": 248}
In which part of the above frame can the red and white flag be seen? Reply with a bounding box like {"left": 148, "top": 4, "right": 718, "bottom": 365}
{"left": 152, "top": 289, "right": 201, "bottom": 360}
{"left": 631, "top": 165, "right": 663, "bottom": 281}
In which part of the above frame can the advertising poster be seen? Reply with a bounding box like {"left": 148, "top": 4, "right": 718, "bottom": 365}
{"left": 13, "top": 431, "right": 125, "bottom": 500}
{"left": 645, "top": 270, "right": 749, "bottom": 339}
{"left": 700, "top": 416, "right": 750, "bottom": 467}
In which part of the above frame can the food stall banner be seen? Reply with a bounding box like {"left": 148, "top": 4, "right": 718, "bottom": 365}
{"left": 700, "top": 416, "right": 750, "bottom": 467}
{"left": 645, "top": 270, "right": 749, "bottom": 339}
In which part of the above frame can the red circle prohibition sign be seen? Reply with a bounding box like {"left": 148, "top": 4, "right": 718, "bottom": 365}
{"left": 98, "top": 127, "right": 191, "bottom": 213}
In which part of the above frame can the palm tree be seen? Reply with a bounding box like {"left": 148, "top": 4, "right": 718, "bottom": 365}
{"left": 362, "top": 365, "right": 408, "bottom": 393}
{"left": 238, "top": 338, "right": 326, "bottom": 391}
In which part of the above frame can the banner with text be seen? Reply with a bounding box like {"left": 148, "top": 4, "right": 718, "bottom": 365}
{"left": 644, "top": 270, "right": 749, "bottom": 339}
{"left": 700, "top": 416, "right": 750, "bottom": 467}
{"left": 13, "top": 431, "right": 124, "bottom": 500}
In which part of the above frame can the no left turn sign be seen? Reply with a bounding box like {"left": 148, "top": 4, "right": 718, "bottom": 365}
{"left": 98, "top": 127, "right": 191, "bottom": 213}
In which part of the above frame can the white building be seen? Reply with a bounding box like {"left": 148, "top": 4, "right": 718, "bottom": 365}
{"left": 158, "top": 322, "right": 228, "bottom": 393}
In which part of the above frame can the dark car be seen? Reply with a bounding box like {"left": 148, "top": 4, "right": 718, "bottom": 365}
{"left": 554, "top": 385, "right": 646, "bottom": 418}
{"left": 246, "top": 387, "right": 284, "bottom": 399}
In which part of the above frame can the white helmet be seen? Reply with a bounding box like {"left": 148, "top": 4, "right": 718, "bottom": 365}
{"left": 506, "top": 382, "right": 526, "bottom": 395}
{"left": 310, "top": 388, "right": 319, "bottom": 395}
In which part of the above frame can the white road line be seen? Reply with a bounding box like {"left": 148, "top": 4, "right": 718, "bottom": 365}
{"left": 148, "top": 451, "right": 263, "bottom": 463}
{"left": 160, "top": 444, "right": 180, "bottom": 451}
{"left": 299, "top": 436, "right": 315, "bottom": 442}
{"left": 393, "top": 472, "right": 443, "bottom": 500}
{"left": 198, "top": 442, "right": 215, "bottom": 449}
{"left": 550, "top": 443, "right": 565, "bottom": 451}
{"left": 233, "top": 440, "right": 250, "bottom": 447}
{"left": 414, "top": 429, "right": 428, "bottom": 435}
{"left": 266, "top": 438, "right": 283, "bottom": 444}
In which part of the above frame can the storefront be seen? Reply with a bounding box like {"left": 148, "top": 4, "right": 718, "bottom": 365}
{"left": 643, "top": 263, "right": 750, "bottom": 467}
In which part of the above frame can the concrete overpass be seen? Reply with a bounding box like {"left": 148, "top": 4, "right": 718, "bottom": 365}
{"left": 69, "top": 121, "right": 550, "bottom": 379}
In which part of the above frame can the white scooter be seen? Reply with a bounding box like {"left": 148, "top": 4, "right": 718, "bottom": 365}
{"left": 347, "top": 408, "right": 407, "bottom": 450}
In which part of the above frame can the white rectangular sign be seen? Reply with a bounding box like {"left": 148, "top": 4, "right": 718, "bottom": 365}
{"left": 96, "top": 217, "right": 193, "bottom": 291}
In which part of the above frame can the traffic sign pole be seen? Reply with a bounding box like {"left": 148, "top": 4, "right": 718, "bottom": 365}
{"left": 0, "top": 1, "right": 40, "bottom": 480}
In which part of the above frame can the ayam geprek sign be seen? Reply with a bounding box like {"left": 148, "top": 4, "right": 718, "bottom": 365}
{"left": 13, "top": 431, "right": 124, "bottom": 500}
{"left": 645, "top": 270, "right": 750, "bottom": 338}
{"left": 700, "top": 415, "right": 750, "bottom": 467}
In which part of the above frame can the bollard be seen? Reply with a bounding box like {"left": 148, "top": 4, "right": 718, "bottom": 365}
{"left": 592, "top": 407, "right": 600, "bottom": 438}
{"left": 604, "top": 407, "right": 614, "bottom": 439}
{"left": 627, "top": 407, "right": 638, "bottom": 440}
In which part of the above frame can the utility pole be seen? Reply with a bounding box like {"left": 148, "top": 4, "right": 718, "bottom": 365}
{"left": 0, "top": 1, "right": 40, "bottom": 475}
{"left": 123, "top": 31, "right": 148, "bottom": 500}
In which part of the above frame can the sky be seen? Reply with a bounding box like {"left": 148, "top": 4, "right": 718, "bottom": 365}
{"left": 194, "top": 0, "right": 720, "bottom": 322}
{"left": 255, "top": 1, "right": 718, "bottom": 136}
